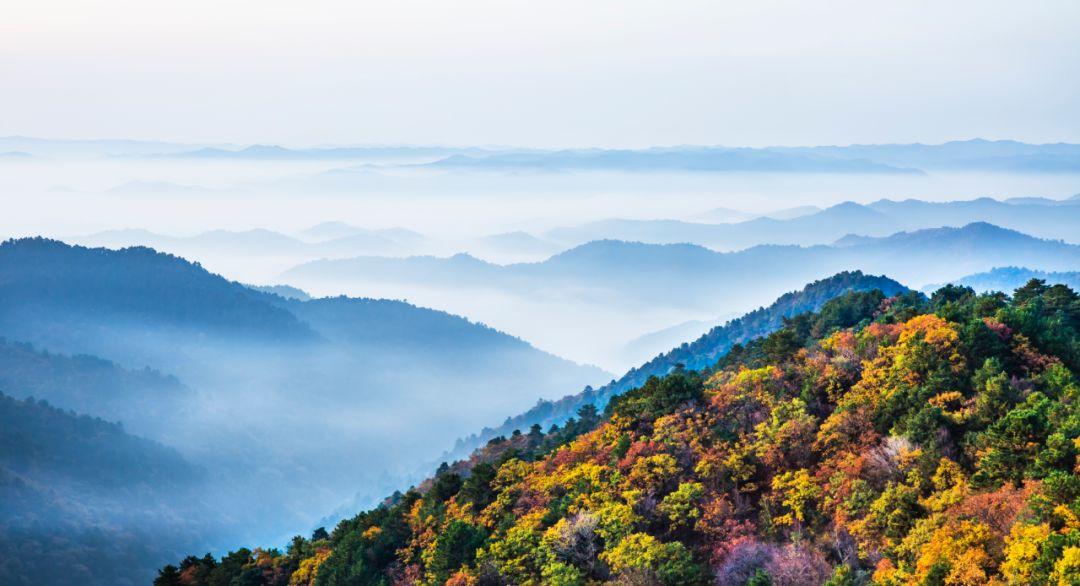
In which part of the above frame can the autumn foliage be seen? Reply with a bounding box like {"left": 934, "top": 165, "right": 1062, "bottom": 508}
{"left": 159, "top": 280, "right": 1080, "bottom": 585}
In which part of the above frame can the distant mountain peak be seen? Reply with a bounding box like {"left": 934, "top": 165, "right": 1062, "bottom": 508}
{"left": 241, "top": 144, "right": 292, "bottom": 154}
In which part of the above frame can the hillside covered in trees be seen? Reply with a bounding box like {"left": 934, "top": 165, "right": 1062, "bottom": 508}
{"left": 159, "top": 279, "right": 1080, "bottom": 584}
{"left": 0, "top": 237, "right": 609, "bottom": 584}
{"left": 0, "top": 393, "right": 208, "bottom": 586}
{"left": 447, "top": 271, "right": 907, "bottom": 461}
{"left": 0, "top": 338, "right": 189, "bottom": 438}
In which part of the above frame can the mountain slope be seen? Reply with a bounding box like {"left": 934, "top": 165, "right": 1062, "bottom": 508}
{"left": 0, "top": 237, "right": 311, "bottom": 343}
{"left": 0, "top": 238, "right": 609, "bottom": 555}
{"left": 448, "top": 271, "right": 908, "bottom": 458}
{"left": 618, "top": 315, "right": 736, "bottom": 367}
{"left": 0, "top": 393, "right": 207, "bottom": 586}
{"left": 161, "top": 279, "right": 1080, "bottom": 585}
{"left": 0, "top": 338, "right": 188, "bottom": 438}
{"left": 0, "top": 238, "right": 314, "bottom": 372}
{"left": 0, "top": 238, "right": 604, "bottom": 394}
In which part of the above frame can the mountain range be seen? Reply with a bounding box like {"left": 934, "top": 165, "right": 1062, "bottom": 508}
{"left": 0, "top": 238, "right": 606, "bottom": 440}
{"left": 9, "top": 137, "right": 1080, "bottom": 176}
{"left": 0, "top": 338, "right": 189, "bottom": 440}
{"left": 776, "top": 138, "right": 1080, "bottom": 171}
{"left": 547, "top": 196, "right": 1080, "bottom": 249}
{"left": 0, "top": 237, "right": 609, "bottom": 581}
{"left": 280, "top": 221, "right": 1080, "bottom": 370}
{"left": 64, "top": 226, "right": 425, "bottom": 283}
{"left": 284, "top": 222, "right": 1080, "bottom": 311}
{"left": 8, "top": 228, "right": 1079, "bottom": 584}
{"left": 70, "top": 226, "right": 415, "bottom": 259}
{"left": 422, "top": 148, "right": 920, "bottom": 174}
{"left": 416, "top": 139, "right": 1080, "bottom": 174}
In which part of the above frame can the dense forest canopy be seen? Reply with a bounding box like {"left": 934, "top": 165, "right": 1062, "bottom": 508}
{"left": 158, "top": 279, "right": 1080, "bottom": 585}
{"left": 0, "top": 393, "right": 207, "bottom": 586}
{"left": 446, "top": 271, "right": 907, "bottom": 463}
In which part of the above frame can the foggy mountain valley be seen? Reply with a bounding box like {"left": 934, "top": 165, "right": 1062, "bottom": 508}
{"left": 4, "top": 2, "right": 1080, "bottom": 584}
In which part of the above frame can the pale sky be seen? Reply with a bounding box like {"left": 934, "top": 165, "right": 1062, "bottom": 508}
{"left": 2, "top": 0, "right": 1079, "bottom": 148}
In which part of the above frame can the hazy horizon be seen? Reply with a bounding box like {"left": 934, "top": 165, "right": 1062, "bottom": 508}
{"left": 5, "top": 1, "right": 1080, "bottom": 147}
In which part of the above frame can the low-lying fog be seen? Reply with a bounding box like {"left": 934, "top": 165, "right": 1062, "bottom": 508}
{"left": 4, "top": 143, "right": 1080, "bottom": 579}
{"left": 4, "top": 154, "right": 1079, "bottom": 372}
{"left": 4, "top": 156, "right": 1080, "bottom": 238}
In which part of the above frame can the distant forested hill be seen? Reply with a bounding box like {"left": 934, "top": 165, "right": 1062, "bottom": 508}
{"left": 446, "top": 271, "right": 908, "bottom": 460}
{"left": 943, "top": 266, "right": 1080, "bottom": 294}
{"left": 0, "top": 393, "right": 206, "bottom": 586}
{"left": 0, "top": 237, "right": 608, "bottom": 584}
{"left": 285, "top": 223, "right": 1080, "bottom": 305}
{"left": 0, "top": 237, "right": 314, "bottom": 360}
{"left": 0, "top": 338, "right": 188, "bottom": 437}
{"left": 548, "top": 197, "right": 1080, "bottom": 250}
{"left": 0, "top": 238, "right": 603, "bottom": 416}
{"left": 283, "top": 220, "right": 1080, "bottom": 374}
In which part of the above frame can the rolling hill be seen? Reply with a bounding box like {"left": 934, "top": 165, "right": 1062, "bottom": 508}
{"left": 0, "top": 238, "right": 609, "bottom": 567}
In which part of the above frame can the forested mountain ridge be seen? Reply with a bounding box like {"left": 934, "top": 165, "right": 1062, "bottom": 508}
{"left": 0, "top": 237, "right": 316, "bottom": 364}
{"left": 0, "top": 337, "right": 188, "bottom": 438}
{"left": 0, "top": 237, "right": 609, "bottom": 585}
{"left": 0, "top": 237, "right": 604, "bottom": 402}
{"left": 157, "top": 279, "right": 1080, "bottom": 585}
{"left": 447, "top": 271, "right": 908, "bottom": 460}
{"left": 0, "top": 393, "right": 208, "bottom": 586}
{"left": 0, "top": 393, "right": 198, "bottom": 489}
{"left": 0, "top": 237, "right": 310, "bottom": 336}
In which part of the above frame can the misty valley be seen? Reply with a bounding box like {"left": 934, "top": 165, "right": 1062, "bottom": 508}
{"left": 8, "top": 3, "right": 1080, "bottom": 583}
{"left": 2, "top": 138, "right": 1080, "bottom": 586}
